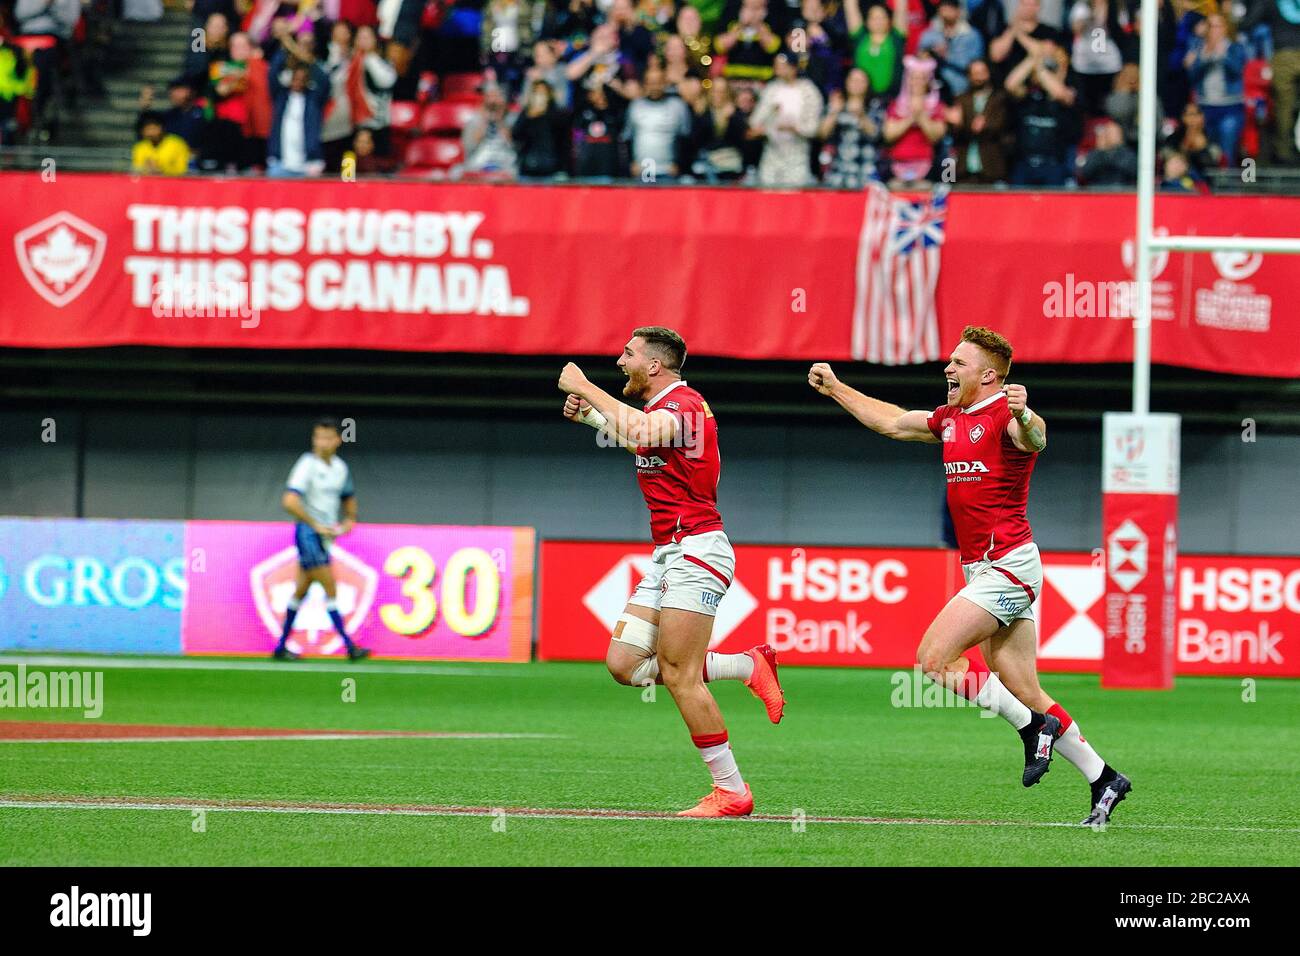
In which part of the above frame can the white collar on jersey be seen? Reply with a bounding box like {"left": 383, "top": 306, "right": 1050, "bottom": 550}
{"left": 961, "top": 391, "right": 1006, "bottom": 415}
{"left": 644, "top": 379, "right": 688, "bottom": 409}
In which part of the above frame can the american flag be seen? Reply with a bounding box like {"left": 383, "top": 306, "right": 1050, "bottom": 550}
{"left": 851, "top": 184, "right": 948, "bottom": 364}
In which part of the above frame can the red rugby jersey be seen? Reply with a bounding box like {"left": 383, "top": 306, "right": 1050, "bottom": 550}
{"left": 635, "top": 381, "right": 724, "bottom": 545}
{"left": 927, "top": 391, "right": 1038, "bottom": 563}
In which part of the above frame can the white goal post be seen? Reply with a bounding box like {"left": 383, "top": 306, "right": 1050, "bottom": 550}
{"left": 1132, "top": 0, "right": 1300, "bottom": 414}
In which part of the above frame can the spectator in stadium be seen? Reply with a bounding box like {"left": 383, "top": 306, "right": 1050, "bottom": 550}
{"left": 790, "top": 0, "right": 847, "bottom": 96}
{"left": 565, "top": 22, "right": 624, "bottom": 89}
{"left": 989, "top": 0, "right": 1064, "bottom": 84}
{"left": 1076, "top": 115, "right": 1137, "bottom": 184}
{"left": 15, "top": 0, "right": 83, "bottom": 129}
{"left": 623, "top": 63, "right": 691, "bottom": 178}
{"left": 1066, "top": 0, "right": 1128, "bottom": 117}
{"left": 1159, "top": 149, "right": 1199, "bottom": 190}
{"left": 844, "top": 0, "right": 908, "bottom": 99}
{"left": 965, "top": 0, "right": 1009, "bottom": 40}
{"left": 715, "top": 0, "right": 784, "bottom": 84}
{"left": 572, "top": 80, "right": 624, "bottom": 178}
{"left": 734, "top": 82, "right": 766, "bottom": 171}
{"left": 199, "top": 27, "right": 258, "bottom": 172}
{"left": 883, "top": 54, "right": 946, "bottom": 186}
{"left": 609, "top": 0, "right": 657, "bottom": 74}
{"left": 139, "top": 80, "right": 209, "bottom": 154}
{"left": 0, "top": 37, "right": 35, "bottom": 145}
{"left": 749, "top": 49, "right": 822, "bottom": 185}
{"left": 948, "top": 58, "right": 1011, "bottom": 183}
{"left": 348, "top": 125, "right": 399, "bottom": 175}
{"left": 918, "top": 0, "right": 986, "bottom": 98}
{"left": 321, "top": 19, "right": 358, "bottom": 171}
{"left": 675, "top": 4, "right": 715, "bottom": 76}
{"left": 482, "top": 0, "right": 534, "bottom": 97}
{"left": 525, "top": 40, "right": 572, "bottom": 109}
{"left": 267, "top": 52, "right": 331, "bottom": 176}
{"left": 694, "top": 74, "right": 750, "bottom": 179}
{"left": 183, "top": 11, "right": 231, "bottom": 93}
{"left": 132, "top": 111, "right": 193, "bottom": 175}
{"left": 662, "top": 33, "right": 702, "bottom": 89}
{"left": 351, "top": 24, "right": 398, "bottom": 156}
{"left": 676, "top": 74, "right": 713, "bottom": 172}
{"left": 819, "top": 66, "right": 887, "bottom": 188}
{"left": 1240, "top": 0, "right": 1300, "bottom": 164}
{"left": 1103, "top": 61, "right": 1164, "bottom": 146}
{"left": 1163, "top": 99, "right": 1223, "bottom": 175}
{"left": 1005, "top": 38, "right": 1080, "bottom": 185}
{"left": 1183, "top": 12, "right": 1246, "bottom": 165}
{"left": 234, "top": 31, "right": 272, "bottom": 169}
{"left": 461, "top": 82, "right": 519, "bottom": 177}
{"left": 186, "top": 0, "right": 238, "bottom": 28}
{"left": 514, "top": 78, "right": 570, "bottom": 177}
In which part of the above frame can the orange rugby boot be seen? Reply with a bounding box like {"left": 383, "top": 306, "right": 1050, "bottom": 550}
{"left": 677, "top": 784, "right": 754, "bottom": 818}
{"left": 744, "top": 644, "right": 786, "bottom": 724}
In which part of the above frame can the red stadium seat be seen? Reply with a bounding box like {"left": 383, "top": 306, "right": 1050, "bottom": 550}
{"left": 389, "top": 100, "right": 420, "bottom": 132}
{"left": 419, "top": 101, "right": 476, "bottom": 134}
{"left": 402, "top": 136, "right": 464, "bottom": 175}
{"left": 440, "top": 72, "right": 484, "bottom": 103}
{"left": 11, "top": 34, "right": 58, "bottom": 53}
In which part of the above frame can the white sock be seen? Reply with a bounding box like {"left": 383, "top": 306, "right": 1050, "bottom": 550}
{"left": 974, "top": 674, "right": 1033, "bottom": 730}
{"left": 1055, "top": 721, "right": 1107, "bottom": 782}
{"left": 698, "top": 742, "right": 745, "bottom": 794}
{"left": 630, "top": 656, "right": 659, "bottom": 685}
{"left": 704, "top": 652, "right": 754, "bottom": 682}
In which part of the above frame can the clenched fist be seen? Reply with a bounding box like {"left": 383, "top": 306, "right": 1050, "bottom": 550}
{"left": 563, "top": 394, "right": 592, "bottom": 421}
{"left": 1002, "top": 383, "right": 1029, "bottom": 417}
{"left": 808, "top": 362, "right": 841, "bottom": 396}
{"left": 558, "top": 362, "right": 589, "bottom": 396}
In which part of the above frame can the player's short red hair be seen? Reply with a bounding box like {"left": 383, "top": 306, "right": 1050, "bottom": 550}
{"left": 960, "top": 326, "right": 1012, "bottom": 379}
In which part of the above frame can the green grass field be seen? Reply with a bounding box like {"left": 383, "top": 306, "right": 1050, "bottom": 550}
{"left": 1, "top": 655, "right": 1297, "bottom": 866}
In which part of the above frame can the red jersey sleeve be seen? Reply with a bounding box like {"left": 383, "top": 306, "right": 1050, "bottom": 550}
{"left": 927, "top": 405, "right": 951, "bottom": 440}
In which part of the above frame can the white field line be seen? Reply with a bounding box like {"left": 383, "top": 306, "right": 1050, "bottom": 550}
{"left": 0, "top": 732, "right": 563, "bottom": 744}
{"left": 0, "top": 797, "right": 1297, "bottom": 833}
{"left": 0, "top": 654, "right": 533, "bottom": 678}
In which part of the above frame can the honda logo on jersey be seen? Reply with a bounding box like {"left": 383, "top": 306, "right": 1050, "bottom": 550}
{"left": 944, "top": 460, "right": 990, "bottom": 475}
{"left": 635, "top": 454, "right": 667, "bottom": 469}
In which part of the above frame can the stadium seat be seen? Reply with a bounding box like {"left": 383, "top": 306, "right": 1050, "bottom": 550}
{"left": 440, "top": 72, "right": 484, "bottom": 103}
{"left": 402, "top": 136, "right": 464, "bottom": 176}
{"left": 11, "top": 34, "right": 58, "bottom": 54}
{"left": 419, "top": 101, "right": 476, "bottom": 135}
{"left": 389, "top": 101, "right": 419, "bottom": 132}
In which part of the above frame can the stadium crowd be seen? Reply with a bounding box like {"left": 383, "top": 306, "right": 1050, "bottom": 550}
{"left": 2, "top": 0, "right": 1299, "bottom": 188}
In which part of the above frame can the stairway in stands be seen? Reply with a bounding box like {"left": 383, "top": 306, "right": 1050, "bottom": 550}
{"left": 60, "top": 5, "right": 193, "bottom": 160}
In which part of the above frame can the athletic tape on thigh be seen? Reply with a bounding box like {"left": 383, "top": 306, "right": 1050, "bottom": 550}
{"left": 612, "top": 613, "right": 658, "bottom": 648}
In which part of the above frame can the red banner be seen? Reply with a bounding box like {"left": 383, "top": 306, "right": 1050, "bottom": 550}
{"left": 1, "top": 173, "right": 1297, "bottom": 377}
{"left": 538, "top": 539, "right": 1300, "bottom": 677}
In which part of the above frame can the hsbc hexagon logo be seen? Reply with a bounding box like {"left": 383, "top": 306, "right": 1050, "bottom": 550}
{"left": 1038, "top": 562, "right": 1104, "bottom": 660}
{"left": 14, "top": 211, "right": 108, "bottom": 308}
{"left": 582, "top": 554, "right": 758, "bottom": 649}
{"left": 250, "top": 545, "right": 378, "bottom": 655}
{"left": 1107, "top": 519, "right": 1148, "bottom": 593}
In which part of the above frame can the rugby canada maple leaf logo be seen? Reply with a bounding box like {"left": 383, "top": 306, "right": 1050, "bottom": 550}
{"left": 14, "top": 211, "right": 107, "bottom": 308}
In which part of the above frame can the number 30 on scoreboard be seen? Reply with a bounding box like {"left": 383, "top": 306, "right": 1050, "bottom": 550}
{"left": 379, "top": 546, "right": 502, "bottom": 638}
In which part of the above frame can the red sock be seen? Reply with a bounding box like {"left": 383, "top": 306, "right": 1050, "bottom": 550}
{"left": 950, "top": 649, "right": 991, "bottom": 701}
{"left": 690, "top": 731, "right": 728, "bottom": 749}
{"left": 1047, "top": 703, "right": 1074, "bottom": 733}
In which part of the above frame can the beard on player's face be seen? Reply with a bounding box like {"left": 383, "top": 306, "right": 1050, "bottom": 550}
{"left": 944, "top": 366, "right": 985, "bottom": 407}
{"left": 622, "top": 363, "right": 651, "bottom": 399}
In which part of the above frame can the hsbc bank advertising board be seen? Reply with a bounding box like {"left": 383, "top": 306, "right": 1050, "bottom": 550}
{"left": 0, "top": 518, "right": 533, "bottom": 661}
{"left": 538, "top": 541, "right": 1300, "bottom": 678}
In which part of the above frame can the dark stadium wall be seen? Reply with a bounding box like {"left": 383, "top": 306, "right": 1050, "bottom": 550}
{"left": 0, "top": 409, "right": 1293, "bottom": 556}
